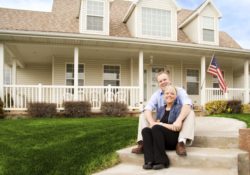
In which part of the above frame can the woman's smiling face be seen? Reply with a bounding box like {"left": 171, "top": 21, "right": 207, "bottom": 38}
{"left": 164, "top": 85, "right": 177, "bottom": 104}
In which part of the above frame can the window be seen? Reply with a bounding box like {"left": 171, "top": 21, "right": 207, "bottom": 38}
{"left": 103, "top": 65, "right": 120, "bottom": 86}
{"left": 202, "top": 16, "right": 214, "bottom": 42}
{"left": 186, "top": 69, "right": 199, "bottom": 95}
{"left": 86, "top": 0, "right": 104, "bottom": 31}
{"left": 142, "top": 7, "right": 171, "bottom": 38}
{"left": 66, "top": 64, "right": 84, "bottom": 86}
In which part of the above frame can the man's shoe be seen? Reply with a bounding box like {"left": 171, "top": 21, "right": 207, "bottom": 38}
{"left": 131, "top": 142, "right": 143, "bottom": 154}
{"left": 176, "top": 141, "right": 187, "bottom": 156}
{"left": 142, "top": 162, "right": 153, "bottom": 170}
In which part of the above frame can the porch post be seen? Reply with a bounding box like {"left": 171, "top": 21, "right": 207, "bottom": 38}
{"left": 0, "top": 44, "right": 4, "bottom": 100}
{"left": 139, "top": 50, "right": 144, "bottom": 110}
{"left": 244, "top": 59, "right": 249, "bottom": 104}
{"left": 200, "top": 56, "right": 206, "bottom": 106}
{"left": 12, "top": 59, "right": 16, "bottom": 85}
{"left": 74, "top": 47, "right": 79, "bottom": 101}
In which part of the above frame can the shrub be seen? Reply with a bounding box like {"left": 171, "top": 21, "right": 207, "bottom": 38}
{"left": 0, "top": 98, "right": 4, "bottom": 119}
{"left": 64, "top": 101, "right": 91, "bottom": 117}
{"left": 205, "top": 100, "right": 227, "bottom": 115}
{"left": 101, "top": 102, "right": 128, "bottom": 116}
{"left": 226, "top": 100, "right": 242, "bottom": 114}
{"left": 242, "top": 104, "right": 250, "bottom": 114}
{"left": 28, "top": 102, "right": 57, "bottom": 118}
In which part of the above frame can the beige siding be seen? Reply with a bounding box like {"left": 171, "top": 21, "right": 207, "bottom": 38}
{"left": 136, "top": 0, "right": 177, "bottom": 41}
{"left": 16, "top": 64, "right": 52, "bottom": 85}
{"left": 53, "top": 57, "right": 131, "bottom": 86}
{"left": 127, "top": 7, "right": 137, "bottom": 37}
{"left": 183, "top": 17, "right": 199, "bottom": 43}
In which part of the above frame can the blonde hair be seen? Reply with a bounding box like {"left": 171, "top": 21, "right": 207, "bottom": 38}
{"left": 163, "top": 85, "right": 177, "bottom": 95}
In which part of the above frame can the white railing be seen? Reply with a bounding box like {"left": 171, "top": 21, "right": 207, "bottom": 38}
{"left": 3, "top": 84, "right": 140, "bottom": 111}
{"left": 205, "top": 88, "right": 245, "bottom": 103}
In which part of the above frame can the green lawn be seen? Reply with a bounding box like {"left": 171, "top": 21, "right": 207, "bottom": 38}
{"left": 0, "top": 117, "right": 138, "bottom": 175}
{"left": 209, "top": 113, "right": 250, "bottom": 128}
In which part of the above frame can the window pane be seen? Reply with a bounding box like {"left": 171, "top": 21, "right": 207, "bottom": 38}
{"left": 142, "top": 7, "right": 171, "bottom": 37}
{"left": 187, "top": 82, "right": 199, "bottom": 95}
{"left": 186, "top": 69, "right": 199, "bottom": 95}
{"left": 87, "top": 0, "right": 104, "bottom": 16}
{"left": 203, "top": 16, "right": 214, "bottom": 29}
{"left": 66, "top": 79, "right": 74, "bottom": 86}
{"left": 104, "top": 80, "right": 120, "bottom": 86}
{"left": 78, "top": 79, "right": 84, "bottom": 86}
{"left": 103, "top": 65, "right": 120, "bottom": 86}
{"left": 203, "top": 29, "right": 214, "bottom": 42}
{"left": 87, "top": 16, "right": 103, "bottom": 31}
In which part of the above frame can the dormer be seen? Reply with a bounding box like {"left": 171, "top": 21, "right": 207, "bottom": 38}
{"left": 79, "top": 0, "right": 110, "bottom": 35}
{"left": 123, "top": 0, "right": 179, "bottom": 41}
{"left": 179, "top": 0, "right": 222, "bottom": 45}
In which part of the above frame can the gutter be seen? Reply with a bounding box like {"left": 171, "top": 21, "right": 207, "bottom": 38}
{"left": 0, "top": 29, "right": 250, "bottom": 56}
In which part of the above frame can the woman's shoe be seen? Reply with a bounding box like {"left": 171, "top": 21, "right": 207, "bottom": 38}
{"left": 152, "top": 163, "right": 167, "bottom": 170}
{"left": 142, "top": 162, "right": 153, "bottom": 170}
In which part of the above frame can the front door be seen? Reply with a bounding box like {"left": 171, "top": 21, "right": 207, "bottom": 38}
{"left": 144, "top": 65, "right": 173, "bottom": 102}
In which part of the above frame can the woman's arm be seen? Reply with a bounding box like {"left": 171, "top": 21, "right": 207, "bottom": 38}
{"left": 157, "top": 122, "right": 179, "bottom": 131}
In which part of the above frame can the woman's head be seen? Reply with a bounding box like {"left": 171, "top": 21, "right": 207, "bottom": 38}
{"left": 163, "top": 85, "right": 177, "bottom": 104}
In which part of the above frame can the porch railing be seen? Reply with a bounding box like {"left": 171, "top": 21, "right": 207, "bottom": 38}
{"left": 3, "top": 84, "right": 140, "bottom": 111}
{"left": 205, "top": 88, "right": 245, "bottom": 102}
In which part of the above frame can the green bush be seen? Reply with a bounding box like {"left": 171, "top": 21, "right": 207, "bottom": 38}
{"left": 28, "top": 102, "right": 57, "bottom": 118}
{"left": 64, "top": 101, "right": 91, "bottom": 117}
{"left": 0, "top": 98, "right": 4, "bottom": 119}
{"left": 226, "top": 100, "right": 242, "bottom": 113}
{"left": 101, "top": 102, "right": 128, "bottom": 116}
{"left": 242, "top": 104, "right": 250, "bottom": 114}
{"left": 205, "top": 100, "right": 227, "bottom": 115}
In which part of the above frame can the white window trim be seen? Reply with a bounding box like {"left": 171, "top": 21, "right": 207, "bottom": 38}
{"left": 200, "top": 15, "right": 218, "bottom": 45}
{"left": 140, "top": 7, "right": 173, "bottom": 40}
{"left": 80, "top": 0, "right": 108, "bottom": 35}
{"left": 65, "top": 63, "right": 85, "bottom": 86}
{"left": 185, "top": 68, "right": 200, "bottom": 95}
{"left": 103, "top": 64, "right": 121, "bottom": 86}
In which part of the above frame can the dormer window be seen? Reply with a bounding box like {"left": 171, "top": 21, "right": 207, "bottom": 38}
{"left": 202, "top": 16, "right": 215, "bottom": 42}
{"left": 141, "top": 7, "right": 171, "bottom": 38}
{"left": 86, "top": 0, "right": 104, "bottom": 31}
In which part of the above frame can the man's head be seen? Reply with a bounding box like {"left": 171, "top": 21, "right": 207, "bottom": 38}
{"left": 156, "top": 71, "right": 171, "bottom": 90}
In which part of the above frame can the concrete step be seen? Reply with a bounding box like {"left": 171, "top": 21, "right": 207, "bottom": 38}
{"left": 93, "top": 163, "right": 238, "bottom": 175}
{"left": 193, "top": 117, "right": 247, "bottom": 148}
{"left": 117, "top": 146, "right": 249, "bottom": 171}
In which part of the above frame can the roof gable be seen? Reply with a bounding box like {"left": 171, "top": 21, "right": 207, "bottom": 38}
{"left": 178, "top": 0, "right": 222, "bottom": 29}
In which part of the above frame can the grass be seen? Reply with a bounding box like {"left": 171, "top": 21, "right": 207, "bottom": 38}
{"left": 209, "top": 113, "right": 250, "bottom": 128}
{"left": 0, "top": 117, "right": 138, "bottom": 175}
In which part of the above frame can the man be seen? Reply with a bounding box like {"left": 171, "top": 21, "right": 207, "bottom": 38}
{"left": 132, "top": 71, "right": 195, "bottom": 156}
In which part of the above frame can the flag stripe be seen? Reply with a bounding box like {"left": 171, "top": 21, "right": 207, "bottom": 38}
{"left": 207, "top": 56, "right": 227, "bottom": 93}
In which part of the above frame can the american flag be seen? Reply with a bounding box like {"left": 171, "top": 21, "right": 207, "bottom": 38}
{"left": 207, "top": 56, "right": 227, "bottom": 93}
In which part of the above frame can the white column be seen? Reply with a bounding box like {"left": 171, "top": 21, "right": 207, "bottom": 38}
{"left": 244, "top": 59, "right": 249, "bottom": 104}
{"left": 139, "top": 50, "right": 144, "bottom": 111}
{"left": 201, "top": 56, "right": 206, "bottom": 106}
{"left": 130, "top": 57, "right": 134, "bottom": 86}
{"left": 12, "top": 59, "right": 16, "bottom": 85}
{"left": 74, "top": 47, "right": 79, "bottom": 101}
{"left": 0, "top": 44, "right": 4, "bottom": 100}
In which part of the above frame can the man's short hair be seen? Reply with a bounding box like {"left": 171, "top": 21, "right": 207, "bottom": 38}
{"left": 156, "top": 70, "right": 170, "bottom": 79}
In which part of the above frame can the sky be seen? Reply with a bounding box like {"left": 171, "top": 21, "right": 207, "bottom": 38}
{"left": 0, "top": 0, "right": 249, "bottom": 49}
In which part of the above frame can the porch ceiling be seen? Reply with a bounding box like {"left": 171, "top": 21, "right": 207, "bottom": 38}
{"left": 1, "top": 30, "right": 250, "bottom": 68}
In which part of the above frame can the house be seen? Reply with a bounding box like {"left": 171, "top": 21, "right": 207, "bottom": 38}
{"left": 0, "top": 0, "right": 250, "bottom": 112}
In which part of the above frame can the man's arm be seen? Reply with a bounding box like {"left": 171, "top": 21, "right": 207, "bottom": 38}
{"left": 173, "top": 104, "right": 191, "bottom": 131}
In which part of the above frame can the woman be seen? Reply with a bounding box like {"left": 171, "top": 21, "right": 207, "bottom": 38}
{"left": 142, "top": 85, "right": 182, "bottom": 170}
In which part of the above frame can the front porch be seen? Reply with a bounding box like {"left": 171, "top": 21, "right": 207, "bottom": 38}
{"left": 1, "top": 31, "right": 250, "bottom": 112}
{"left": 2, "top": 84, "right": 248, "bottom": 111}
